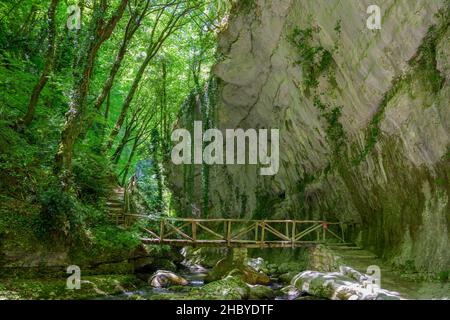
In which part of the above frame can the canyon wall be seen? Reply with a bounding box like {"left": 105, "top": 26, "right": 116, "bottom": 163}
{"left": 166, "top": 0, "right": 450, "bottom": 273}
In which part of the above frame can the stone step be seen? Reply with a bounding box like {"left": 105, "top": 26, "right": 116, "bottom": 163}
{"left": 106, "top": 202, "right": 123, "bottom": 207}
{"left": 109, "top": 194, "right": 124, "bottom": 199}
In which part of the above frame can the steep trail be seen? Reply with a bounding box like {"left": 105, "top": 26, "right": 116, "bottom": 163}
{"left": 106, "top": 187, "right": 125, "bottom": 225}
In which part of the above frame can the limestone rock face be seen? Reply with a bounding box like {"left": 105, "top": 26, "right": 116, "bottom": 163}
{"left": 166, "top": 0, "right": 450, "bottom": 273}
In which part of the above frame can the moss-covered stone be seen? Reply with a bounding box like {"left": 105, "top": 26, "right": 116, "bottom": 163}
{"left": 0, "top": 275, "right": 143, "bottom": 300}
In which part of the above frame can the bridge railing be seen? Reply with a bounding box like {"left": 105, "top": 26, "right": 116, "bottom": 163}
{"left": 125, "top": 215, "right": 347, "bottom": 248}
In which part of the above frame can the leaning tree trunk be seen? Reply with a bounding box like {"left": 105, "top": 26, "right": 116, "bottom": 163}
{"left": 19, "top": 0, "right": 59, "bottom": 128}
{"left": 106, "top": 53, "right": 151, "bottom": 149}
{"left": 54, "top": 0, "right": 128, "bottom": 183}
{"left": 106, "top": 4, "right": 190, "bottom": 149}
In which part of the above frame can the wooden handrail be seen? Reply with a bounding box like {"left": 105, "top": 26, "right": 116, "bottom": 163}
{"left": 134, "top": 215, "right": 348, "bottom": 248}
{"left": 122, "top": 214, "right": 342, "bottom": 225}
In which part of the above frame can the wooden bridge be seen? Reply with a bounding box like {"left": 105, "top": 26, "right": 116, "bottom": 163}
{"left": 127, "top": 216, "right": 348, "bottom": 248}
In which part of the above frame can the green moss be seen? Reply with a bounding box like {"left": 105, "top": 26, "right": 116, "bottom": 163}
{"left": 313, "top": 96, "right": 346, "bottom": 163}
{"left": 352, "top": 10, "right": 449, "bottom": 166}
{"left": 437, "top": 270, "right": 449, "bottom": 283}
{"left": 290, "top": 20, "right": 341, "bottom": 95}
{"left": 0, "top": 275, "right": 143, "bottom": 300}
{"left": 290, "top": 27, "right": 333, "bottom": 94}
{"left": 253, "top": 186, "right": 284, "bottom": 219}
{"left": 201, "top": 276, "right": 249, "bottom": 299}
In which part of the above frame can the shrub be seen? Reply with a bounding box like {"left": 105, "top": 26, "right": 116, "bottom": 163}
{"left": 33, "top": 183, "right": 83, "bottom": 243}
{"left": 73, "top": 150, "right": 112, "bottom": 203}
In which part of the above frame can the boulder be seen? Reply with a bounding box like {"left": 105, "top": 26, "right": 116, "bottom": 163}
{"left": 277, "top": 262, "right": 306, "bottom": 274}
{"left": 148, "top": 270, "right": 188, "bottom": 288}
{"left": 228, "top": 267, "right": 271, "bottom": 285}
{"left": 280, "top": 285, "right": 301, "bottom": 299}
{"left": 291, "top": 268, "right": 403, "bottom": 300}
{"left": 278, "top": 272, "right": 297, "bottom": 284}
{"left": 248, "top": 284, "right": 274, "bottom": 299}
{"left": 201, "top": 275, "right": 250, "bottom": 300}
{"left": 206, "top": 250, "right": 270, "bottom": 285}
{"left": 247, "top": 257, "right": 269, "bottom": 274}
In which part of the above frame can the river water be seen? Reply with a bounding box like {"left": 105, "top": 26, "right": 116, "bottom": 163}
{"left": 103, "top": 268, "right": 295, "bottom": 300}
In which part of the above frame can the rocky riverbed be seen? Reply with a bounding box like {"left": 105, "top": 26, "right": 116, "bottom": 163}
{"left": 1, "top": 246, "right": 448, "bottom": 300}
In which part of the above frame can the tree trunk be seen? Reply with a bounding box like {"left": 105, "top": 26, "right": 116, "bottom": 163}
{"left": 120, "top": 137, "right": 138, "bottom": 186}
{"left": 106, "top": 5, "right": 189, "bottom": 149}
{"left": 94, "top": 10, "right": 145, "bottom": 111}
{"left": 106, "top": 52, "right": 152, "bottom": 149}
{"left": 104, "top": 91, "right": 111, "bottom": 120}
{"left": 54, "top": 0, "right": 129, "bottom": 183}
{"left": 19, "top": 0, "right": 59, "bottom": 128}
{"left": 111, "top": 128, "right": 132, "bottom": 163}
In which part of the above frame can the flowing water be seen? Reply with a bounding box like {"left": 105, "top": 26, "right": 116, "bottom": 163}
{"left": 101, "top": 268, "right": 293, "bottom": 300}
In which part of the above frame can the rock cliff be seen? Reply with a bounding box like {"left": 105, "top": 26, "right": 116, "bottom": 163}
{"left": 166, "top": 0, "right": 450, "bottom": 273}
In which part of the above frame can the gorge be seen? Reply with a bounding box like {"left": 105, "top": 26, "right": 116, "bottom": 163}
{"left": 0, "top": 0, "right": 448, "bottom": 301}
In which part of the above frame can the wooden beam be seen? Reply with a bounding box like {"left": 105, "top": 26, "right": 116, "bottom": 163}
{"left": 163, "top": 221, "right": 191, "bottom": 238}
{"left": 192, "top": 220, "right": 197, "bottom": 243}
{"left": 138, "top": 218, "right": 346, "bottom": 249}
{"left": 227, "top": 220, "right": 231, "bottom": 246}
{"left": 165, "top": 221, "right": 193, "bottom": 241}
{"left": 197, "top": 222, "right": 224, "bottom": 240}
{"left": 291, "top": 221, "right": 295, "bottom": 248}
{"left": 260, "top": 221, "right": 265, "bottom": 248}
{"left": 295, "top": 223, "right": 322, "bottom": 241}
{"left": 264, "top": 223, "right": 290, "bottom": 241}
{"left": 231, "top": 223, "right": 256, "bottom": 240}
{"left": 143, "top": 227, "right": 160, "bottom": 240}
{"left": 160, "top": 220, "right": 164, "bottom": 241}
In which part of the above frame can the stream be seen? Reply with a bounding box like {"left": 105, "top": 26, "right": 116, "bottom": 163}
{"left": 101, "top": 268, "right": 294, "bottom": 300}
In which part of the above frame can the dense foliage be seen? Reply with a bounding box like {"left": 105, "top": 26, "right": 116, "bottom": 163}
{"left": 0, "top": 0, "right": 228, "bottom": 251}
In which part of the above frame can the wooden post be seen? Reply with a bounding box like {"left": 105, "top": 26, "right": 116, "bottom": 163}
{"left": 341, "top": 224, "right": 345, "bottom": 243}
{"left": 291, "top": 221, "right": 295, "bottom": 248}
{"left": 260, "top": 221, "right": 265, "bottom": 248}
{"left": 285, "top": 222, "right": 289, "bottom": 240}
{"left": 192, "top": 220, "right": 197, "bottom": 243}
{"left": 255, "top": 222, "right": 259, "bottom": 242}
{"left": 226, "top": 220, "right": 232, "bottom": 246}
{"left": 160, "top": 220, "right": 165, "bottom": 242}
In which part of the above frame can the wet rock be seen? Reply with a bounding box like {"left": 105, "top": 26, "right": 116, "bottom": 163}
{"left": 228, "top": 267, "right": 271, "bottom": 285}
{"left": 267, "top": 264, "right": 278, "bottom": 274}
{"left": 291, "top": 268, "right": 402, "bottom": 300}
{"left": 277, "top": 262, "right": 306, "bottom": 274}
{"left": 247, "top": 257, "right": 269, "bottom": 274}
{"left": 201, "top": 276, "right": 250, "bottom": 300}
{"left": 181, "top": 247, "right": 228, "bottom": 268}
{"left": 248, "top": 284, "right": 274, "bottom": 299}
{"left": 206, "top": 250, "right": 270, "bottom": 285}
{"left": 148, "top": 270, "right": 188, "bottom": 288}
{"left": 133, "top": 257, "right": 154, "bottom": 273}
{"left": 280, "top": 285, "right": 301, "bottom": 299}
{"left": 278, "top": 272, "right": 297, "bottom": 284}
